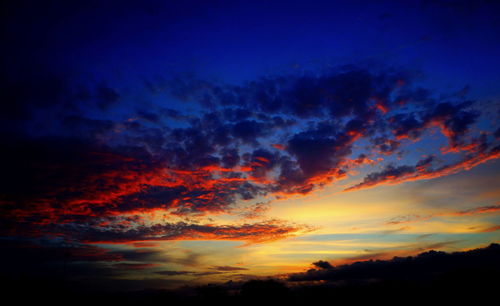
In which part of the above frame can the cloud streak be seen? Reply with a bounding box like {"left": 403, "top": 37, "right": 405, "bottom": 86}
{"left": 57, "top": 219, "right": 313, "bottom": 246}
{"left": 386, "top": 204, "right": 500, "bottom": 225}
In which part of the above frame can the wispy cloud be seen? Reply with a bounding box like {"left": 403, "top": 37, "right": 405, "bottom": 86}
{"left": 385, "top": 204, "right": 500, "bottom": 225}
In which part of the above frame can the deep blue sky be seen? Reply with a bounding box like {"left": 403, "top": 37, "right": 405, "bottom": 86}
{"left": 5, "top": 0, "right": 500, "bottom": 89}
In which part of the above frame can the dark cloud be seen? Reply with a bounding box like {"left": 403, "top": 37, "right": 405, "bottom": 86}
{"left": 112, "top": 263, "right": 159, "bottom": 270}
{"left": 494, "top": 127, "right": 500, "bottom": 139}
{"left": 0, "top": 238, "right": 124, "bottom": 285}
{"left": 211, "top": 266, "right": 248, "bottom": 272}
{"left": 107, "top": 249, "right": 165, "bottom": 263}
{"left": 389, "top": 113, "right": 426, "bottom": 140}
{"left": 345, "top": 164, "right": 417, "bottom": 191}
{"left": 288, "top": 243, "right": 500, "bottom": 282}
{"left": 387, "top": 100, "right": 480, "bottom": 149}
{"left": 0, "top": 238, "right": 122, "bottom": 265}
{"left": 345, "top": 142, "right": 500, "bottom": 191}
{"left": 231, "top": 120, "right": 267, "bottom": 144}
{"left": 424, "top": 101, "right": 480, "bottom": 148}
{"left": 155, "top": 269, "right": 229, "bottom": 277}
{"left": 57, "top": 219, "right": 310, "bottom": 245}
{"left": 386, "top": 214, "right": 430, "bottom": 225}
{"left": 372, "top": 137, "right": 401, "bottom": 155}
{"left": 312, "top": 260, "right": 333, "bottom": 270}
{"left": 155, "top": 270, "right": 194, "bottom": 276}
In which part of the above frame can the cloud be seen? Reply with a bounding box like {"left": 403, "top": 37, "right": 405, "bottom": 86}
{"left": 453, "top": 205, "right": 500, "bottom": 216}
{"left": 385, "top": 214, "right": 432, "bottom": 225}
{"left": 112, "top": 263, "right": 160, "bottom": 270}
{"left": 477, "top": 225, "right": 500, "bottom": 233}
{"left": 312, "top": 260, "right": 333, "bottom": 270}
{"left": 239, "top": 201, "right": 271, "bottom": 219}
{"left": 155, "top": 270, "right": 194, "bottom": 276}
{"left": 345, "top": 144, "right": 500, "bottom": 191}
{"left": 0, "top": 239, "right": 123, "bottom": 264}
{"left": 288, "top": 243, "right": 500, "bottom": 282}
{"left": 55, "top": 219, "right": 312, "bottom": 246}
{"left": 385, "top": 204, "right": 500, "bottom": 225}
{"left": 155, "top": 269, "right": 234, "bottom": 277}
{"left": 211, "top": 266, "right": 249, "bottom": 272}
{"left": 1, "top": 58, "right": 499, "bottom": 248}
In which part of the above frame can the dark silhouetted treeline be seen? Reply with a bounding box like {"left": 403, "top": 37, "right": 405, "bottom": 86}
{"left": 2, "top": 243, "right": 499, "bottom": 305}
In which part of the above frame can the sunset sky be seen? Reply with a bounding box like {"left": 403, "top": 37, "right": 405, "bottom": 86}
{"left": 2, "top": 0, "right": 500, "bottom": 291}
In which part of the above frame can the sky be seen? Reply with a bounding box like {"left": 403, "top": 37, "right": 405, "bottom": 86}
{"left": 1, "top": 0, "right": 500, "bottom": 291}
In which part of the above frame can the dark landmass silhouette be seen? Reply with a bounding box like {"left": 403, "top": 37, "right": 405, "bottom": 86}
{"left": 2, "top": 243, "right": 499, "bottom": 305}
